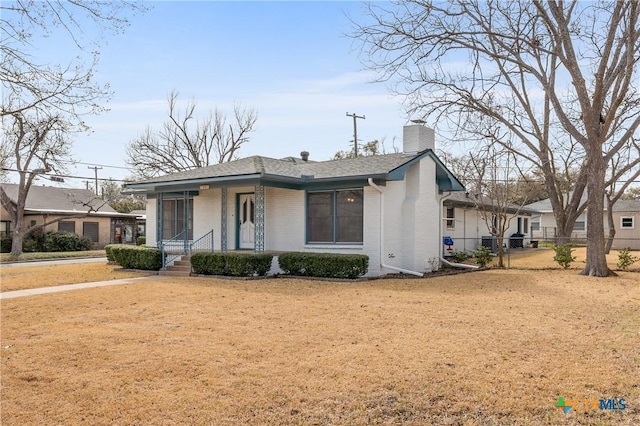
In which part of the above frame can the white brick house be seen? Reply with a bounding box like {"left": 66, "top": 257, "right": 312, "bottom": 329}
{"left": 126, "top": 125, "right": 465, "bottom": 276}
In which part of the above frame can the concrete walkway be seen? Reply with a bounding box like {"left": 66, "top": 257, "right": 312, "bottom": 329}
{"left": 0, "top": 276, "right": 155, "bottom": 300}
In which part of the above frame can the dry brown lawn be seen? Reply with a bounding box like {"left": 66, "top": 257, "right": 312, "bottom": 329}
{"left": 495, "top": 246, "right": 639, "bottom": 271}
{"left": 0, "top": 263, "right": 149, "bottom": 292}
{"left": 1, "top": 267, "right": 639, "bottom": 425}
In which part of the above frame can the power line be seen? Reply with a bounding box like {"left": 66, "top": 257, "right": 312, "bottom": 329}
{"left": 1, "top": 168, "right": 130, "bottom": 183}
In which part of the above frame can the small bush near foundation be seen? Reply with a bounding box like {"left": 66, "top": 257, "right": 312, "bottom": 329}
{"left": 278, "top": 252, "right": 369, "bottom": 279}
{"left": 552, "top": 244, "right": 576, "bottom": 269}
{"left": 617, "top": 248, "right": 639, "bottom": 270}
{"left": 110, "top": 245, "right": 163, "bottom": 270}
{"left": 472, "top": 246, "right": 493, "bottom": 267}
{"left": 191, "top": 252, "right": 273, "bottom": 277}
{"left": 136, "top": 236, "right": 146, "bottom": 246}
{"left": 449, "top": 250, "right": 470, "bottom": 263}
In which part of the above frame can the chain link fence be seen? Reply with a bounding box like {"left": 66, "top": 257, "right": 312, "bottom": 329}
{"left": 442, "top": 236, "right": 640, "bottom": 269}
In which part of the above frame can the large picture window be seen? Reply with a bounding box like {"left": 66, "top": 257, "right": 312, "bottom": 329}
{"left": 162, "top": 198, "right": 193, "bottom": 240}
{"left": 307, "top": 189, "right": 363, "bottom": 244}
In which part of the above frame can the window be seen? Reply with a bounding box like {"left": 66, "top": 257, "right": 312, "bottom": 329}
{"left": 0, "top": 221, "right": 11, "bottom": 238}
{"left": 83, "top": 222, "right": 99, "bottom": 243}
{"left": 445, "top": 207, "right": 455, "bottom": 230}
{"left": 621, "top": 217, "right": 634, "bottom": 229}
{"left": 531, "top": 220, "right": 540, "bottom": 232}
{"left": 162, "top": 198, "right": 193, "bottom": 240}
{"left": 59, "top": 221, "right": 75, "bottom": 233}
{"left": 574, "top": 221, "right": 586, "bottom": 231}
{"left": 307, "top": 189, "right": 363, "bottom": 244}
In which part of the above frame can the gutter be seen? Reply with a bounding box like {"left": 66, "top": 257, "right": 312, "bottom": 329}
{"left": 368, "top": 178, "right": 424, "bottom": 277}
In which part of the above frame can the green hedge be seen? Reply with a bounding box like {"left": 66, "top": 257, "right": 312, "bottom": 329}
{"left": 191, "top": 252, "right": 273, "bottom": 277}
{"left": 110, "top": 245, "right": 164, "bottom": 271}
{"left": 278, "top": 252, "right": 369, "bottom": 279}
{"left": 104, "top": 244, "right": 118, "bottom": 262}
{"left": 1, "top": 238, "right": 12, "bottom": 253}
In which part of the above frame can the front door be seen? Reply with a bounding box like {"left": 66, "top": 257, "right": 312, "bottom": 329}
{"left": 239, "top": 194, "right": 255, "bottom": 249}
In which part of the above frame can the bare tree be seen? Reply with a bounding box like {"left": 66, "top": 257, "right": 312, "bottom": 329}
{"left": 333, "top": 137, "right": 399, "bottom": 160}
{"left": 0, "top": 111, "right": 107, "bottom": 256}
{"left": 452, "top": 146, "right": 533, "bottom": 267}
{"left": 127, "top": 91, "right": 258, "bottom": 179}
{"left": 0, "top": 1, "right": 143, "bottom": 257}
{"left": 1, "top": 0, "right": 144, "bottom": 117}
{"left": 354, "top": 0, "right": 640, "bottom": 276}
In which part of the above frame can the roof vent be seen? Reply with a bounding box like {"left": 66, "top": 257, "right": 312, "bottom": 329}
{"left": 300, "top": 151, "right": 309, "bottom": 161}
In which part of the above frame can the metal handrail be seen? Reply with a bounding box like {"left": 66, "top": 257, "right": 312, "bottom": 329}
{"left": 160, "top": 229, "right": 214, "bottom": 270}
{"left": 160, "top": 230, "right": 188, "bottom": 270}
{"left": 190, "top": 229, "right": 214, "bottom": 255}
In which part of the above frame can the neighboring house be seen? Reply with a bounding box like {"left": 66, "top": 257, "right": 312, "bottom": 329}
{"left": 442, "top": 191, "right": 538, "bottom": 254}
{"left": 525, "top": 196, "right": 640, "bottom": 250}
{"left": 608, "top": 200, "right": 640, "bottom": 250}
{"left": 130, "top": 209, "right": 147, "bottom": 240}
{"left": 126, "top": 124, "right": 465, "bottom": 276}
{"left": 0, "top": 184, "right": 139, "bottom": 248}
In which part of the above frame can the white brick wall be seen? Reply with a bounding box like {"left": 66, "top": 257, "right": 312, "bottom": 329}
{"left": 146, "top": 197, "right": 157, "bottom": 247}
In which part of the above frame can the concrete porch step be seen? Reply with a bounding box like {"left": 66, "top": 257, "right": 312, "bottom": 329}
{"left": 159, "top": 255, "right": 192, "bottom": 276}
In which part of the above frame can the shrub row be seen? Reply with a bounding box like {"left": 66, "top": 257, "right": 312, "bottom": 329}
{"left": 20, "top": 230, "right": 92, "bottom": 252}
{"left": 107, "top": 244, "right": 164, "bottom": 271}
{"left": 191, "top": 252, "right": 273, "bottom": 277}
{"left": 278, "top": 252, "right": 369, "bottom": 279}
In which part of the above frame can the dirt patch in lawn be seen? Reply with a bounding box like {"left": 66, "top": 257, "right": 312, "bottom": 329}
{"left": 1, "top": 270, "right": 638, "bottom": 425}
{"left": 0, "top": 263, "right": 149, "bottom": 292}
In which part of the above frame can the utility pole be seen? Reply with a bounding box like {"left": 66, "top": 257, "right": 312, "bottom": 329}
{"left": 346, "top": 112, "right": 365, "bottom": 157}
{"left": 87, "top": 166, "right": 102, "bottom": 196}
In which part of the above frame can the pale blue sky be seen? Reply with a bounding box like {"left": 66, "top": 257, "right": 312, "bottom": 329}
{"left": 27, "top": 1, "right": 422, "bottom": 186}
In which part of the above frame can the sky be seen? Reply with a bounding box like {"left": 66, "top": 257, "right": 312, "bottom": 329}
{"left": 12, "top": 1, "right": 423, "bottom": 188}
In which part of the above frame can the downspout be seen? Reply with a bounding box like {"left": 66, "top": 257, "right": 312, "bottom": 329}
{"left": 368, "top": 178, "right": 424, "bottom": 277}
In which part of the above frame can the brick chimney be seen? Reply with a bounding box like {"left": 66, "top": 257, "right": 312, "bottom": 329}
{"left": 402, "top": 124, "right": 435, "bottom": 153}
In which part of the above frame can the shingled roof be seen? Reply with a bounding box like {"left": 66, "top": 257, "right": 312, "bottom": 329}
{"left": 127, "top": 150, "right": 465, "bottom": 193}
{"left": 1, "top": 184, "right": 124, "bottom": 215}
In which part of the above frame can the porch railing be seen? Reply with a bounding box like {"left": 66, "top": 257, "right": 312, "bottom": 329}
{"left": 160, "top": 229, "right": 214, "bottom": 270}
{"left": 190, "top": 229, "right": 214, "bottom": 255}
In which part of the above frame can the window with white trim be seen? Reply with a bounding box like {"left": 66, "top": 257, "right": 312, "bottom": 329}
{"left": 620, "top": 217, "right": 634, "bottom": 229}
{"left": 531, "top": 219, "right": 540, "bottom": 232}
{"left": 445, "top": 207, "right": 455, "bottom": 230}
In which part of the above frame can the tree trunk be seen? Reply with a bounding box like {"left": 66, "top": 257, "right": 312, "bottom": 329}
{"left": 10, "top": 214, "right": 25, "bottom": 258}
{"left": 496, "top": 235, "right": 505, "bottom": 267}
{"left": 580, "top": 154, "right": 610, "bottom": 277}
{"left": 605, "top": 199, "right": 616, "bottom": 254}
